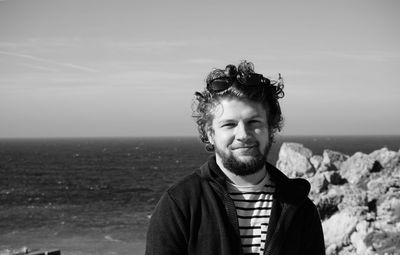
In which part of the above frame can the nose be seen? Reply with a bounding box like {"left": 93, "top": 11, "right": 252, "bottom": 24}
{"left": 234, "top": 122, "right": 251, "bottom": 141}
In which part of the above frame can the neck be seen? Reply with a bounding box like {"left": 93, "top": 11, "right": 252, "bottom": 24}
{"left": 215, "top": 155, "right": 267, "bottom": 186}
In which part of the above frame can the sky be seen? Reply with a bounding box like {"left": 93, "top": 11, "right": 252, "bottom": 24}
{"left": 0, "top": 0, "right": 399, "bottom": 138}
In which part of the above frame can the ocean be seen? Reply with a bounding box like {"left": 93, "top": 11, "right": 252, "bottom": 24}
{"left": 1, "top": 136, "right": 399, "bottom": 255}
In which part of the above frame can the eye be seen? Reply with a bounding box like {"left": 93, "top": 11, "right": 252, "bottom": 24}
{"left": 221, "top": 122, "right": 236, "bottom": 128}
{"left": 249, "top": 119, "right": 261, "bottom": 124}
{"left": 248, "top": 119, "right": 265, "bottom": 127}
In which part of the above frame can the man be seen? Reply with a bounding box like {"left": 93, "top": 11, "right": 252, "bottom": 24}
{"left": 146, "top": 61, "right": 325, "bottom": 255}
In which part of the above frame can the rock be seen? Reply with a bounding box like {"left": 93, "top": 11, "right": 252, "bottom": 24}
{"left": 367, "top": 175, "right": 398, "bottom": 202}
{"left": 275, "top": 142, "right": 400, "bottom": 254}
{"left": 2, "top": 247, "right": 30, "bottom": 255}
{"left": 321, "top": 149, "right": 349, "bottom": 171}
{"left": 340, "top": 152, "right": 381, "bottom": 185}
{"left": 310, "top": 155, "right": 323, "bottom": 171}
{"left": 324, "top": 171, "right": 346, "bottom": 185}
{"left": 393, "top": 165, "right": 400, "bottom": 178}
{"left": 369, "top": 147, "right": 400, "bottom": 170}
{"left": 337, "top": 185, "right": 368, "bottom": 215}
{"left": 364, "top": 231, "right": 400, "bottom": 255}
{"left": 276, "top": 143, "right": 315, "bottom": 178}
{"left": 313, "top": 189, "right": 343, "bottom": 219}
{"left": 309, "top": 172, "right": 329, "bottom": 194}
{"left": 323, "top": 209, "right": 359, "bottom": 249}
{"left": 350, "top": 220, "right": 374, "bottom": 255}
{"left": 325, "top": 244, "right": 338, "bottom": 255}
{"left": 376, "top": 193, "right": 400, "bottom": 224}
{"left": 337, "top": 245, "right": 357, "bottom": 255}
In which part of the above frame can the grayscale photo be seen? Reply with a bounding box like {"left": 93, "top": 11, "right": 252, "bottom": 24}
{"left": 0, "top": 1, "right": 399, "bottom": 255}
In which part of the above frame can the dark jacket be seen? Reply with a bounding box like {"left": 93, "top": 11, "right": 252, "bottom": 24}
{"left": 146, "top": 156, "right": 325, "bottom": 255}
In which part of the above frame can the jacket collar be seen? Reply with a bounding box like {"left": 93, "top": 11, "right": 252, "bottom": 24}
{"left": 198, "top": 155, "right": 312, "bottom": 255}
{"left": 199, "top": 155, "right": 311, "bottom": 205}
{"left": 266, "top": 161, "right": 311, "bottom": 205}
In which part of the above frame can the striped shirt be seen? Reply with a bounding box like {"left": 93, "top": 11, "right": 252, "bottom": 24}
{"left": 227, "top": 173, "right": 275, "bottom": 255}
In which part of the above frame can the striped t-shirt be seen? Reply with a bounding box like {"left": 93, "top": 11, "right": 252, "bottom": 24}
{"left": 227, "top": 173, "right": 275, "bottom": 255}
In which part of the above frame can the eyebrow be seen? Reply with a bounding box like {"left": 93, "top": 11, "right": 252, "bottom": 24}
{"left": 217, "top": 115, "right": 265, "bottom": 124}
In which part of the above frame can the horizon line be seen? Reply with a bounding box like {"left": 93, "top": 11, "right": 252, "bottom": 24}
{"left": 1, "top": 134, "right": 400, "bottom": 140}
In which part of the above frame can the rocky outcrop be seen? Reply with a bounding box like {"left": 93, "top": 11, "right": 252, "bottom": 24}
{"left": 340, "top": 152, "right": 381, "bottom": 185}
{"left": 276, "top": 143, "right": 315, "bottom": 177}
{"left": 276, "top": 143, "right": 400, "bottom": 255}
{"left": 321, "top": 149, "right": 349, "bottom": 171}
{"left": 369, "top": 147, "right": 400, "bottom": 169}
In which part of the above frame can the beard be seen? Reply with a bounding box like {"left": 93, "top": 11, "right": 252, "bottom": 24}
{"left": 215, "top": 142, "right": 271, "bottom": 176}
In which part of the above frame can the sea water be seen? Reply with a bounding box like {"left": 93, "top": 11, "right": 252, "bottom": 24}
{"left": 0, "top": 136, "right": 399, "bottom": 255}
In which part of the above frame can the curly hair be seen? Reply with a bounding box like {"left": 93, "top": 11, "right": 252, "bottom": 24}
{"left": 192, "top": 60, "right": 285, "bottom": 152}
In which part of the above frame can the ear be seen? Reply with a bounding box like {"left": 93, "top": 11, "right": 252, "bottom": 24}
{"left": 206, "top": 126, "right": 214, "bottom": 145}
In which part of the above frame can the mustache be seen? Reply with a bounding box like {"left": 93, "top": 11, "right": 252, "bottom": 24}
{"left": 230, "top": 142, "right": 260, "bottom": 150}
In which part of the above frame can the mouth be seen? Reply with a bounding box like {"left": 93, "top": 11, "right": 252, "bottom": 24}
{"left": 232, "top": 144, "right": 258, "bottom": 150}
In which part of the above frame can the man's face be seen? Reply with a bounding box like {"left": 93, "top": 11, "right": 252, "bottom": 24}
{"left": 207, "top": 97, "right": 271, "bottom": 176}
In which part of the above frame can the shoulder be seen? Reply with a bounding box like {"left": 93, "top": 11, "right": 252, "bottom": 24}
{"left": 156, "top": 169, "right": 218, "bottom": 218}
{"left": 267, "top": 162, "right": 311, "bottom": 204}
{"left": 166, "top": 171, "right": 205, "bottom": 201}
{"left": 285, "top": 178, "right": 311, "bottom": 198}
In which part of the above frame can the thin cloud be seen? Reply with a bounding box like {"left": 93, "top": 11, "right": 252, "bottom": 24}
{"left": 110, "top": 39, "right": 221, "bottom": 52}
{"left": 187, "top": 58, "right": 220, "bottom": 64}
{"left": 287, "top": 50, "right": 400, "bottom": 62}
{"left": 0, "top": 51, "right": 99, "bottom": 73}
{"left": 110, "top": 40, "right": 190, "bottom": 52}
{"left": 0, "top": 68, "right": 196, "bottom": 90}
{"left": 102, "top": 70, "right": 195, "bottom": 86}
{"left": 19, "top": 63, "right": 58, "bottom": 72}
{"left": 61, "top": 63, "right": 99, "bottom": 73}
